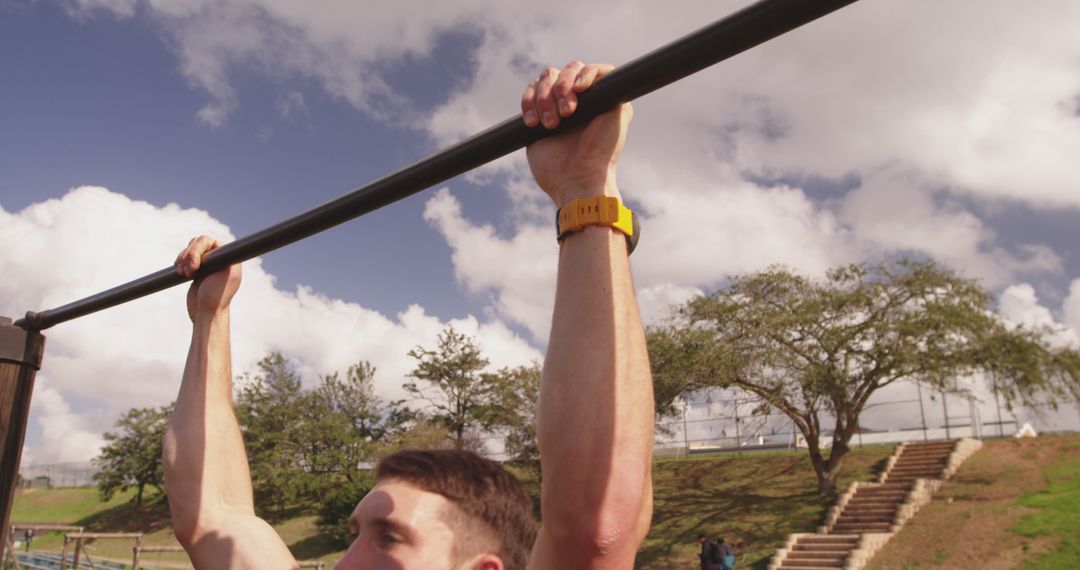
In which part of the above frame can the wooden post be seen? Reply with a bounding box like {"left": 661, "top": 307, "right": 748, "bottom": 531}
{"left": 72, "top": 537, "right": 83, "bottom": 569}
{"left": 0, "top": 317, "right": 45, "bottom": 555}
{"left": 60, "top": 535, "right": 69, "bottom": 570}
{"left": 132, "top": 535, "right": 142, "bottom": 570}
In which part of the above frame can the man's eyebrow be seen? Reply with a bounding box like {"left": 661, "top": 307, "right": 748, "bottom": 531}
{"left": 367, "top": 516, "right": 414, "bottom": 539}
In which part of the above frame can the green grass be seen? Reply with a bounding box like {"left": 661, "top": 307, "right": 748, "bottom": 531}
{"left": 1012, "top": 440, "right": 1080, "bottom": 569}
{"left": 11, "top": 486, "right": 138, "bottom": 522}
{"left": 639, "top": 445, "right": 894, "bottom": 569}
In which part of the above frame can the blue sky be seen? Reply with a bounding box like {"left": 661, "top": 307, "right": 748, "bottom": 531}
{"left": 0, "top": 0, "right": 497, "bottom": 318}
{"left": 2, "top": 0, "right": 1080, "bottom": 463}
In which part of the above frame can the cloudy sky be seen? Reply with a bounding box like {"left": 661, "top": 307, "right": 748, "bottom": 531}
{"left": 2, "top": 0, "right": 1079, "bottom": 465}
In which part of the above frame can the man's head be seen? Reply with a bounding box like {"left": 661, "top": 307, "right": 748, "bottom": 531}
{"left": 336, "top": 449, "right": 537, "bottom": 570}
{"left": 698, "top": 533, "right": 709, "bottom": 544}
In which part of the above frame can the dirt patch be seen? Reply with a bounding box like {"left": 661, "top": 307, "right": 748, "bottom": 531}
{"left": 866, "top": 434, "right": 1077, "bottom": 570}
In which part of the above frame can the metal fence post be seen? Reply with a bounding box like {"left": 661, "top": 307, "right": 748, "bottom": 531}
{"left": 682, "top": 401, "right": 690, "bottom": 457}
{"left": 942, "top": 390, "right": 951, "bottom": 440}
{"left": 916, "top": 382, "right": 928, "bottom": 442}
{"left": 0, "top": 317, "right": 46, "bottom": 552}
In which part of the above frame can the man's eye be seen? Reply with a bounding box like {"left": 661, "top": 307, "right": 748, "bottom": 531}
{"left": 377, "top": 532, "right": 401, "bottom": 548}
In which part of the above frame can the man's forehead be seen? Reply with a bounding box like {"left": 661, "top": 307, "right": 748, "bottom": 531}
{"left": 349, "top": 479, "right": 455, "bottom": 528}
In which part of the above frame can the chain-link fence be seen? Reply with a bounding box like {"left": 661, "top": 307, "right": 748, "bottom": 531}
{"left": 18, "top": 462, "right": 98, "bottom": 488}
{"left": 648, "top": 379, "right": 1080, "bottom": 458}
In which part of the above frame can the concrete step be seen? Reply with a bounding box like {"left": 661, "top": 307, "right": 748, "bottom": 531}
{"left": 852, "top": 487, "right": 909, "bottom": 495}
{"left": 840, "top": 508, "right": 897, "bottom": 517}
{"left": 888, "top": 469, "right": 944, "bottom": 477}
{"left": 787, "top": 551, "right": 849, "bottom": 561}
{"left": 901, "top": 447, "right": 955, "bottom": 456}
{"left": 796, "top": 535, "right": 859, "bottom": 544}
{"left": 905, "top": 440, "right": 957, "bottom": 448}
{"left": 793, "top": 544, "right": 857, "bottom": 552}
{"left": 835, "top": 516, "right": 895, "bottom": 525}
{"left": 892, "top": 459, "right": 947, "bottom": 468}
{"left": 899, "top": 449, "right": 954, "bottom": 458}
{"left": 845, "top": 499, "right": 904, "bottom": 507}
{"left": 831, "top": 522, "right": 894, "bottom": 533}
{"left": 781, "top": 557, "right": 846, "bottom": 565}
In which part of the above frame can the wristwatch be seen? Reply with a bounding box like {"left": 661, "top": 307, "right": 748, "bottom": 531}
{"left": 556, "top": 196, "right": 640, "bottom": 255}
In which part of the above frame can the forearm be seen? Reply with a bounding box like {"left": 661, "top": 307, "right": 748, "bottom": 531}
{"left": 164, "top": 310, "right": 256, "bottom": 539}
{"left": 538, "top": 220, "right": 654, "bottom": 554}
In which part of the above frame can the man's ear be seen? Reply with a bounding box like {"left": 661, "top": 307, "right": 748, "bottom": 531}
{"left": 468, "top": 554, "right": 503, "bottom": 570}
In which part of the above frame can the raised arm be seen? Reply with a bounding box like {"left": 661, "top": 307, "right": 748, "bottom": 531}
{"left": 524, "top": 61, "right": 655, "bottom": 569}
{"left": 163, "top": 236, "right": 296, "bottom": 569}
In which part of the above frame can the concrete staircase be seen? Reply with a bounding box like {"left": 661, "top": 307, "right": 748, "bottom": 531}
{"left": 767, "top": 438, "right": 982, "bottom": 570}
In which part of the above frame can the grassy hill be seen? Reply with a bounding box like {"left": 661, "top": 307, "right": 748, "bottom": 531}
{"left": 11, "top": 434, "right": 1078, "bottom": 568}
{"left": 866, "top": 433, "right": 1080, "bottom": 570}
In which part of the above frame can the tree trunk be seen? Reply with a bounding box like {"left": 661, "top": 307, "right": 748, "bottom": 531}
{"left": 817, "top": 440, "right": 851, "bottom": 495}
{"left": 136, "top": 483, "right": 144, "bottom": 507}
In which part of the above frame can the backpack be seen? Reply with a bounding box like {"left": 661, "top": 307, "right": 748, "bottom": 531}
{"left": 709, "top": 542, "right": 724, "bottom": 564}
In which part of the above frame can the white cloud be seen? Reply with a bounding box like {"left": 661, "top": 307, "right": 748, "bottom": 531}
{"left": 839, "top": 168, "right": 1064, "bottom": 287}
{"left": 1065, "top": 280, "right": 1080, "bottom": 334}
{"left": 998, "top": 283, "right": 1079, "bottom": 348}
{"left": 1, "top": 188, "right": 540, "bottom": 464}
{"left": 20, "top": 384, "right": 105, "bottom": 466}
{"left": 423, "top": 188, "right": 556, "bottom": 341}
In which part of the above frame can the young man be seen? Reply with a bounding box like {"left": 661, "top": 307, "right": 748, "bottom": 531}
{"left": 164, "top": 60, "right": 655, "bottom": 569}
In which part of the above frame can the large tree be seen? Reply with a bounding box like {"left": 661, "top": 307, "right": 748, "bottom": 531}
{"left": 404, "top": 326, "right": 495, "bottom": 450}
{"left": 649, "top": 260, "right": 1080, "bottom": 494}
{"left": 93, "top": 403, "right": 173, "bottom": 507}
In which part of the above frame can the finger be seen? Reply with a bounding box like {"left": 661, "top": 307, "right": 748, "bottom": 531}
{"left": 174, "top": 236, "right": 199, "bottom": 274}
{"left": 521, "top": 79, "right": 539, "bottom": 127}
{"left": 554, "top": 60, "right": 585, "bottom": 117}
{"left": 572, "top": 63, "right": 615, "bottom": 93}
{"left": 534, "top": 67, "right": 561, "bottom": 129}
{"left": 178, "top": 235, "right": 220, "bottom": 277}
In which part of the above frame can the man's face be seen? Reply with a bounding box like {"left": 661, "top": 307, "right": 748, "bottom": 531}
{"left": 334, "top": 479, "right": 463, "bottom": 570}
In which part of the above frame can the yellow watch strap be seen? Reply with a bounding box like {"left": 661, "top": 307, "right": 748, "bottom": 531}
{"left": 556, "top": 196, "right": 640, "bottom": 255}
{"left": 557, "top": 196, "right": 635, "bottom": 238}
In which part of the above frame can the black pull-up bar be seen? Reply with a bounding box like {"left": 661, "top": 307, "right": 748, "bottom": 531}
{"left": 15, "top": 0, "right": 857, "bottom": 331}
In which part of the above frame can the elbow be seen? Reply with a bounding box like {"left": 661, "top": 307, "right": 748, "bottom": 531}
{"left": 168, "top": 501, "right": 224, "bottom": 551}
{"left": 544, "top": 489, "right": 653, "bottom": 561}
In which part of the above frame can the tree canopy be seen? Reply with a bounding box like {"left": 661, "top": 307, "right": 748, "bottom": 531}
{"left": 93, "top": 403, "right": 173, "bottom": 506}
{"left": 649, "top": 259, "right": 1080, "bottom": 493}
{"left": 404, "top": 326, "right": 496, "bottom": 451}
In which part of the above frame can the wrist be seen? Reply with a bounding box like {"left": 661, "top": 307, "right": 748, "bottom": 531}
{"left": 551, "top": 177, "right": 620, "bottom": 210}
{"left": 191, "top": 306, "right": 230, "bottom": 325}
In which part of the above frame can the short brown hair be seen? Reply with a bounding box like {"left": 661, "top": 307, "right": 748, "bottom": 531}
{"left": 376, "top": 449, "right": 537, "bottom": 569}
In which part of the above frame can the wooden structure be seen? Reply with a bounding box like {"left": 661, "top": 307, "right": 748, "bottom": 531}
{"left": 60, "top": 532, "right": 142, "bottom": 570}
{"left": 131, "top": 544, "right": 189, "bottom": 570}
{"left": 0, "top": 319, "right": 45, "bottom": 551}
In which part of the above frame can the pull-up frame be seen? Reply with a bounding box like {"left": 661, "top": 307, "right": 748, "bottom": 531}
{"left": 0, "top": 0, "right": 859, "bottom": 550}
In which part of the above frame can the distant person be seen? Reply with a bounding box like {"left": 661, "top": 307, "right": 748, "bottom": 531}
{"left": 717, "top": 537, "right": 736, "bottom": 570}
{"left": 697, "top": 533, "right": 722, "bottom": 570}
{"left": 23, "top": 528, "right": 34, "bottom": 552}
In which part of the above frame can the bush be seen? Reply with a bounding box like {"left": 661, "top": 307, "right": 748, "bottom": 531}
{"left": 317, "top": 477, "right": 374, "bottom": 546}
